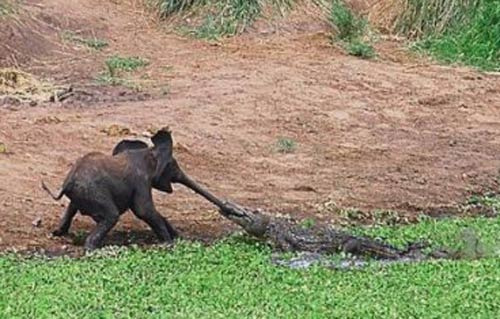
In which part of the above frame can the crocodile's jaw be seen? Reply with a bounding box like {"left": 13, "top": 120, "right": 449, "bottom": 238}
{"left": 218, "top": 201, "right": 270, "bottom": 237}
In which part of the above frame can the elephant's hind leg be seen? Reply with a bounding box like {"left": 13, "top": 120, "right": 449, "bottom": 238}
{"left": 52, "top": 201, "right": 78, "bottom": 236}
{"left": 84, "top": 204, "right": 120, "bottom": 250}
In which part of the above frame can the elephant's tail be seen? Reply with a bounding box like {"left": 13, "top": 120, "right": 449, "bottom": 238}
{"left": 41, "top": 180, "right": 65, "bottom": 200}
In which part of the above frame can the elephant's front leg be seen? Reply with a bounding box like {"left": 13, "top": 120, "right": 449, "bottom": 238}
{"left": 131, "top": 190, "right": 177, "bottom": 242}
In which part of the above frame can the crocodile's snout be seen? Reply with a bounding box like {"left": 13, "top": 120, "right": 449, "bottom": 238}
{"left": 219, "top": 201, "right": 271, "bottom": 237}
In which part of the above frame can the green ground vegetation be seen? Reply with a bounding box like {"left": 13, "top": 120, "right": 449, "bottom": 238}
{"left": 1, "top": 216, "right": 499, "bottom": 318}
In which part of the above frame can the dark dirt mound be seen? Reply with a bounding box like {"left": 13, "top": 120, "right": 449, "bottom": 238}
{"left": 0, "top": 1, "right": 109, "bottom": 68}
{"left": 0, "top": 16, "right": 54, "bottom": 67}
{"left": 0, "top": 3, "right": 64, "bottom": 67}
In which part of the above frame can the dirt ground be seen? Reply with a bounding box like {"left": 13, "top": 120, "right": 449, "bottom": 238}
{"left": 0, "top": 0, "right": 499, "bottom": 253}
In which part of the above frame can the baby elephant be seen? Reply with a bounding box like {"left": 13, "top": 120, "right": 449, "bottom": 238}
{"left": 42, "top": 128, "right": 179, "bottom": 250}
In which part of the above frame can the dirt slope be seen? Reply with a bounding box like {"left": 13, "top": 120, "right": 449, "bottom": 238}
{"left": 0, "top": 0, "right": 499, "bottom": 253}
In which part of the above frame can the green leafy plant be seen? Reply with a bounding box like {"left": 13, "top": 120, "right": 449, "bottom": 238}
{"left": 276, "top": 137, "right": 297, "bottom": 153}
{"left": 2, "top": 216, "right": 500, "bottom": 318}
{"left": 339, "top": 207, "right": 367, "bottom": 222}
{"left": 300, "top": 218, "right": 317, "bottom": 229}
{"left": 466, "top": 193, "right": 500, "bottom": 212}
{"left": 345, "top": 40, "right": 375, "bottom": 59}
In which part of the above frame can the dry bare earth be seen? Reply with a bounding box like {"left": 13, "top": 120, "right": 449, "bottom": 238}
{"left": 0, "top": 0, "right": 499, "bottom": 253}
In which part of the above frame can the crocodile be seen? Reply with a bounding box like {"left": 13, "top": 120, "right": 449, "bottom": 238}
{"left": 218, "top": 201, "right": 451, "bottom": 261}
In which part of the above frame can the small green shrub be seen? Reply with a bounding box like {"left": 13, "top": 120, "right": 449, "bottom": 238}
{"left": 328, "top": 0, "right": 375, "bottom": 59}
{"left": 105, "top": 56, "right": 149, "bottom": 75}
{"left": 95, "top": 55, "right": 148, "bottom": 87}
{"left": 345, "top": 40, "right": 375, "bottom": 59}
{"left": 187, "top": 14, "right": 235, "bottom": 40}
{"left": 300, "top": 218, "right": 317, "bottom": 229}
{"left": 329, "top": 0, "right": 365, "bottom": 41}
{"left": 276, "top": 137, "right": 297, "bottom": 153}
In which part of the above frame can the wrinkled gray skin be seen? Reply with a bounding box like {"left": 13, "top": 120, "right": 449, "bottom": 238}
{"left": 42, "top": 129, "right": 229, "bottom": 250}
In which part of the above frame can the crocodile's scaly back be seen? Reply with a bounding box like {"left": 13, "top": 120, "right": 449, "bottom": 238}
{"left": 218, "top": 201, "right": 449, "bottom": 261}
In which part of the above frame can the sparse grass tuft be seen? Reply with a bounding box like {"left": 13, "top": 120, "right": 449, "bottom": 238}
{"left": 105, "top": 55, "right": 149, "bottom": 75}
{"left": 152, "top": 0, "right": 303, "bottom": 40}
{"left": 329, "top": 0, "right": 365, "bottom": 41}
{"left": 276, "top": 137, "right": 296, "bottom": 153}
{"left": 345, "top": 39, "right": 375, "bottom": 59}
{"left": 96, "top": 55, "right": 149, "bottom": 87}
{"left": 61, "top": 31, "right": 109, "bottom": 50}
{"left": 328, "top": 0, "right": 376, "bottom": 59}
{"left": 395, "top": 0, "right": 481, "bottom": 39}
{"left": 180, "top": 0, "right": 262, "bottom": 40}
{"left": 84, "top": 38, "right": 108, "bottom": 50}
{"left": 372, "top": 209, "right": 404, "bottom": 225}
{"left": 300, "top": 218, "right": 317, "bottom": 229}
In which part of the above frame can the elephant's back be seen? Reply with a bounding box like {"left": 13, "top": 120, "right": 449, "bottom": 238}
{"left": 68, "top": 152, "right": 128, "bottom": 188}
{"left": 65, "top": 152, "right": 132, "bottom": 210}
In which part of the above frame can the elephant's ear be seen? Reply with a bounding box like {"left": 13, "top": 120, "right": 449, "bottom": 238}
{"left": 151, "top": 128, "right": 174, "bottom": 184}
{"left": 112, "top": 140, "right": 149, "bottom": 155}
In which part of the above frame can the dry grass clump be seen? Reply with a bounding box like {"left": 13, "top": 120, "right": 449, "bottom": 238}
{"left": 0, "top": 68, "right": 60, "bottom": 102}
{"left": 368, "top": 0, "right": 481, "bottom": 38}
